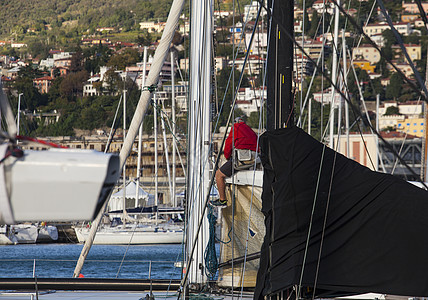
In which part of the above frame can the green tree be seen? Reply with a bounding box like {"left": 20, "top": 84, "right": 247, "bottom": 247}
{"left": 385, "top": 73, "right": 403, "bottom": 100}
{"left": 60, "top": 70, "right": 89, "bottom": 98}
{"left": 384, "top": 105, "right": 400, "bottom": 115}
{"left": 107, "top": 48, "right": 140, "bottom": 70}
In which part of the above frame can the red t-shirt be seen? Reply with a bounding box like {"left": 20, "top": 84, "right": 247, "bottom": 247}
{"left": 223, "top": 121, "right": 258, "bottom": 160}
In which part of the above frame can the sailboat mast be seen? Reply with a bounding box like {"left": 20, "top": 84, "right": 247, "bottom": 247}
{"left": 171, "top": 51, "right": 177, "bottom": 208}
{"left": 136, "top": 46, "right": 148, "bottom": 206}
{"left": 266, "top": 0, "right": 294, "bottom": 130}
{"left": 186, "top": 0, "right": 212, "bottom": 285}
{"left": 329, "top": 0, "right": 340, "bottom": 147}
{"left": 122, "top": 89, "right": 127, "bottom": 220}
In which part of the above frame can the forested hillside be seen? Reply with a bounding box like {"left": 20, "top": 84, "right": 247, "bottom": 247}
{"left": 0, "top": 0, "right": 174, "bottom": 37}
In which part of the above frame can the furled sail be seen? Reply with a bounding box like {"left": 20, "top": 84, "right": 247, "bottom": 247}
{"left": 255, "top": 127, "right": 428, "bottom": 299}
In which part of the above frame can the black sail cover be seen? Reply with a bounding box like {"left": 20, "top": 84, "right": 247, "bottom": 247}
{"left": 255, "top": 127, "right": 428, "bottom": 299}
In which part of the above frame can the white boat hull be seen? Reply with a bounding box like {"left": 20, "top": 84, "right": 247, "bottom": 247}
{"left": 74, "top": 225, "right": 183, "bottom": 245}
{"left": 0, "top": 226, "right": 13, "bottom": 245}
{"left": 37, "top": 225, "right": 59, "bottom": 242}
{"left": 9, "top": 225, "right": 38, "bottom": 244}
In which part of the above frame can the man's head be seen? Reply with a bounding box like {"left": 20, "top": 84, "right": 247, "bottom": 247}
{"left": 234, "top": 116, "right": 244, "bottom": 123}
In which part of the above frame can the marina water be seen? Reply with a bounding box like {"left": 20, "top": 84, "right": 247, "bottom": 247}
{"left": 0, "top": 244, "right": 184, "bottom": 279}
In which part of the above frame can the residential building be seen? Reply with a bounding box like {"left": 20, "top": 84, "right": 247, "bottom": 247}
{"left": 6, "top": 67, "right": 20, "bottom": 79}
{"left": 83, "top": 74, "right": 102, "bottom": 97}
{"left": 352, "top": 44, "right": 381, "bottom": 65}
{"left": 24, "top": 110, "right": 61, "bottom": 126}
{"left": 39, "top": 58, "right": 54, "bottom": 70}
{"left": 402, "top": 1, "right": 428, "bottom": 14}
{"left": 397, "top": 118, "right": 425, "bottom": 137}
{"left": 312, "top": 0, "right": 335, "bottom": 14}
{"left": 139, "top": 21, "right": 166, "bottom": 33}
{"left": 11, "top": 43, "right": 27, "bottom": 48}
{"left": 295, "top": 39, "right": 329, "bottom": 60}
{"left": 378, "top": 101, "right": 423, "bottom": 120}
{"left": 363, "top": 22, "right": 412, "bottom": 37}
{"left": 231, "top": 54, "right": 265, "bottom": 76}
{"left": 353, "top": 59, "right": 376, "bottom": 74}
{"left": 313, "top": 87, "right": 343, "bottom": 107}
{"left": 379, "top": 114, "right": 405, "bottom": 130}
{"left": 33, "top": 76, "right": 53, "bottom": 94}
{"left": 214, "top": 10, "right": 233, "bottom": 19}
{"left": 391, "top": 44, "right": 421, "bottom": 62}
{"left": 401, "top": 14, "right": 420, "bottom": 23}
{"left": 54, "top": 57, "right": 71, "bottom": 69}
{"left": 245, "top": 30, "right": 267, "bottom": 54}
{"left": 235, "top": 86, "right": 266, "bottom": 116}
{"left": 243, "top": 1, "right": 267, "bottom": 22}
{"left": 386, "top": 61, "right": 414, "bottom": 77}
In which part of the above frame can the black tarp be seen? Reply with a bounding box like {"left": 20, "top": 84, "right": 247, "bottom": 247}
{"left": 255, "top": 127, "right": 428, "bottom": 299}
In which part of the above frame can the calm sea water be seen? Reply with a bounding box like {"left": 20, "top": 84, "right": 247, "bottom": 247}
{"left": 0, "top": 244, "right": 184, "bottom": 279}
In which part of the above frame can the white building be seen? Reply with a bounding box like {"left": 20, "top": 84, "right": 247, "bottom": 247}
{"left": 243, "top": 1, "right": 267, "bottom": 22}
{"left": 235, "top": 86, "right": 266, "bottom": 116}
{"left": 363, "top": 22, "right": 412, "bottom": 37}
{"left": 245, "top": 30, "right": 267, "bottom": 54}
{"left": 378, "top": 101, "right": 423, "bottom": 119}
{"left": 312, "top": 87, "right": 343, "bottom": 107}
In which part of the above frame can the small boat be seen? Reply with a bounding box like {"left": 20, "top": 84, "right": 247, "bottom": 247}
{"left": 9, "top": 224, "right": 38, "bottom": 244}
{"left": 36, "top": 223, "right": 59, "bottom": 243}
{"left": 74, "top": 222, "right": 183, "bottom": 245}
{"left": 0, "top": 226, "right": 13, "bottom": 245}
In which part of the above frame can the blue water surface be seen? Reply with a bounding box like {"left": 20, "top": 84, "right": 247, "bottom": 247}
{"left": 0, "top": 244, "right": 184, "bottom": 279}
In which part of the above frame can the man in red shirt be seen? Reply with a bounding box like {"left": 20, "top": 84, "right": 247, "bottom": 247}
{"left": 212, "top": 117, "right": 258, "bottom": 206}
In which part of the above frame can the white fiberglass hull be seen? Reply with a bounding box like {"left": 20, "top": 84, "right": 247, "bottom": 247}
{"left": 74, "top": 225, "right": 183, "bottom": 245}
{"left": 0, "top": 226, "right": 13, "bottom": 245}
{"left": 37, "top": 225, "right": 59, "bottom": 242}
{"left": 9, "top": 224, "right": 38, "bottom": 244}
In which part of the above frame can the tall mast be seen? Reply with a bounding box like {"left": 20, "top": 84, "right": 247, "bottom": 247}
{"left": 136, "top": 46, "right": 148, "bottom": 206}
{"left": 171, "top": 51, "right": 177, "bottom": 207}
{"left": 186, "top": 0, "right": 212, "bottom": 285}
{"left": 330, "top": 0, "right": 340, "bottom": 148}
{"left": 266, "top": 0, "right": 294, "bottom": 130}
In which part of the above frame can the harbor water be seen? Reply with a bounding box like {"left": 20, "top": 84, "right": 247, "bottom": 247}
{"left": 0, "top": 244, "right": 184, "bottom": 279}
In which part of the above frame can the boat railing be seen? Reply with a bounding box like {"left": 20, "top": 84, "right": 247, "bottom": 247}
{"left": 0, "top": 258, "right": 182, "bottom": 279}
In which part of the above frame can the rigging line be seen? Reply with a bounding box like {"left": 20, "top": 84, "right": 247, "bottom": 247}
{"left": 239, "top": 72, "right": 267, "bottom": 300}
{"left": 297, "top": 16, "right": 334, "bottom": 128}
{"left": 297, "top": 1, "right": 336, "bottom": 125}
{"left": 211, "top": 0, "right": 257, "bottom": 133}
{"left": 329, "top": 0, "right": 428, "bottom": 103}
{"left": 376, "top": 0, "right": 428, "bottom": 99}
{"left": 351, "top": 0, "right": 377, "bottom": 50}
{"left": 334, "top": 49, "right": 377, "bottom": 170}
{"left": 312, "top": 131, "right": 342, "bottom": 300}
{"left": 297, "top": 144, "right": 327, "bottom": 300}
{"left": 257, "top": 0, "right": 428, "bottom": 188}
{"left": 105, "top": 96, "right": 122, "bottom": 153}
{"left": 347, "top": 54, "right": 382, "bottom": 171}
{"left": 151, "top": 101, "right": 186, "bottom": 150}
{"left": 179, "top": 4, "right": 264, "bottom": 293}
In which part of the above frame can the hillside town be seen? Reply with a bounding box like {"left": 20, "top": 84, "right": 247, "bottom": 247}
{"left": 0, "top": 0, "right": 427, "bottom": 182}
